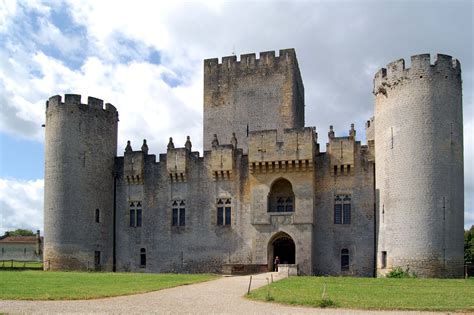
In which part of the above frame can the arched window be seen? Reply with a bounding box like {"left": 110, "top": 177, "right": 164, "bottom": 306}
{"left": 129, "top": 201, "right": 143, "bottom": 227}
{"left": 268, "top": 178, "right": 295, "bottom": 212}
{"left": 341, "top": 248, "right": 349, "bottom": 271}
{"left": 140, "top": 248, "right": 146, "bottom": 268}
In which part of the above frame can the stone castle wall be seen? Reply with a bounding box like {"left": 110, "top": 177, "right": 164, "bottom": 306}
{"left": 314, "top": 129, "right": 375, "bottom": 276}
{"left": 114, "top": 139, "right": 255, "bottom": 273}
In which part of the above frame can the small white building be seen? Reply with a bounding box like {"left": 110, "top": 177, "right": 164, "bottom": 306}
{"left": 0, "top": 230, "right": 43, "bottom": 261}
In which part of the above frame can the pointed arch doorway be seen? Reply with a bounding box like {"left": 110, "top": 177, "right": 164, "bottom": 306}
{"left": 268, "top": 232, "right": 295, "bottom": 271}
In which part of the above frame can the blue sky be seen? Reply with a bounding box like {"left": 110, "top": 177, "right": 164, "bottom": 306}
{"left": 0, "top": 0, "right": 472, "bottom": 235}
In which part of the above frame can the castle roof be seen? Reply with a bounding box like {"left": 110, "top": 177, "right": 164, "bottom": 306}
{"left": 0, "top": 236, "right": 43, "bottom": 243}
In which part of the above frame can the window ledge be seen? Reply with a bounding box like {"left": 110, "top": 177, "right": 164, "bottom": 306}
{"left": 171, "top": 226, "right": 186, "bottom": 231}
{"left": 268, "top": 212, "right": 294, "bottom": 215}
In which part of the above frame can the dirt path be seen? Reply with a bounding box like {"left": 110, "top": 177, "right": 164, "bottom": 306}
{"left": 0, "top": 272, "right": 446, "bottom": 314}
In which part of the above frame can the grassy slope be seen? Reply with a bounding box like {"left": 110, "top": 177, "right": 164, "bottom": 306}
{"left": 247, "top": 276, "right": 474, "bottom": 312}
{"left": 0, "top": 271, "right": 217, "bottom": 300}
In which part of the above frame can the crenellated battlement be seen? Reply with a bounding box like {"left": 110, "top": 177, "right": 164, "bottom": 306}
{"left": 248, "top": 127, "right": 315, "bottom": 174}
{"left": 46, "top": 94, "right": 118, "bottom": 114}
{"left": 374, "top": 54, "right": 461, "bottom": 95}
{"left": 204, "top": 48, "right": 297, "bottom": 72}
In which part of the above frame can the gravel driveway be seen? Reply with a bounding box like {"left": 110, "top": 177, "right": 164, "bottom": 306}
{"left": 0, "top": 272, "right": 447, "bottom": 314}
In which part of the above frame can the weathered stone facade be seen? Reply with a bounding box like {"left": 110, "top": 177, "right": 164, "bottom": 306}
{"left": 44, "top": 49, "right": 464, "bottom": 277}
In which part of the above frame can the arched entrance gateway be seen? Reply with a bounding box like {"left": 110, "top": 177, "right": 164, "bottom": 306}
{"left": 268, "top": 232, "right": 295, "bottom": 271}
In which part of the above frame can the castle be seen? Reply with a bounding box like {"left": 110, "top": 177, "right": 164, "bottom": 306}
{"left": 43, "top": 49, "right": 464, "bottom": 277}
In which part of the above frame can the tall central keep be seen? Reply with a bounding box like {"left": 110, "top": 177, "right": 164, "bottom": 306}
{"left": 203, "top": 49, "right": 305, "bottom": 153}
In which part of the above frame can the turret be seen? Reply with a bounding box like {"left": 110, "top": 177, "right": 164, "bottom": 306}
{"left": 374, "top": 54, "right": 464, "bottom": 277}
{"left": 44, "top": 94, "right": 118, "bottom": 271}
{"left": 326, "top": 124, "right": 357, "bottom": 176}
{"left": 123, "top": 140, "right": 145, "bottom": 185}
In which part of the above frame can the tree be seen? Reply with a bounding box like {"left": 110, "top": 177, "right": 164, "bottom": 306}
{"left": 465, "top": 225, "right": 474, "bottom": 264}
{"left": 2, "top": 229, "right": 35, "bottom": 238}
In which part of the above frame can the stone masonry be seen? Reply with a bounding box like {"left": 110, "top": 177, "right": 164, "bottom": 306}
{"left": 43, "top": 49, "right": 464, "bottom": 277}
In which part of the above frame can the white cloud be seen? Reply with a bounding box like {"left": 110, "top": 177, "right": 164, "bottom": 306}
{"left": 34, "top": 17, "right": 81, "bottom": 55}
{"left": 0, "top": 0, "right": 19, "bottom": 33}
{"left": 30, "top": 52, "right": 202, "bottom": 153}
{"left": 0, "top": 178, "right": 43, "bottom": 235}
{"left": 466, "top": 212, "right": 474, "bottom": 230}
{"left": 66, "top": 0, "right": 172, "bottom": 61}
{"left": 0, "top": 0, "right": 472, "bottom": 234}
{"left": 464, "top": 117, "right": 474, "bottom": 229}
{"left": 23, "top": 0, "right": 50, "bottom": 15}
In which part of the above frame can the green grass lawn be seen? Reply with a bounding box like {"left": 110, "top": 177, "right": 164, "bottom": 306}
{"left": 247, "top": 276, "right": 474, "bottom": 312}
{"left": 0, "top": 271, "right": 218, "bottom": 300}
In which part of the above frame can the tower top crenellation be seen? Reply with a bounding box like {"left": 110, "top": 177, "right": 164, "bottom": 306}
{"left": 373, "top": 53, "right": 461, "bottom": 96}
{"left": 46, "top": 94, "right": 117, "bottom": 114}
{"left": 204, "top": 48, "right": 298, "bottom": 72}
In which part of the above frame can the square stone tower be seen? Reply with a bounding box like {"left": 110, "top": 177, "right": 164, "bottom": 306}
{"left": 203, "top": 49, "right": 304, "bottom": 153}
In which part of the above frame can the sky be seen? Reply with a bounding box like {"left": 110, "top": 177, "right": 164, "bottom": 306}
{"left": 0, "top": 0, "right": 472, "bottom": 235}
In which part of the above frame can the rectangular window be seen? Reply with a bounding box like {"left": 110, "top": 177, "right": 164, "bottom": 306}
{"left": 179, "top": 208, "right": 186, "bottom": 226}
{"left": 277, "top": 197, "right": 285, "bottom": 212}
{"left": 95, "top": 209, "right": 100, "bottom": 223}
{"left": 334, "top": 204, "right": 342, "bottom": 224}
{"left": 94, "top": 251, "right": 101, "bottom": 265}
{"left": 341, "top": 249, "right": 349, "bottom": 271}
{"left": 343, "top": 204, "right": 351, "bottom": 224}
{"left": 172, "top": 208, "right": 179, "bottom": 226}
{"left": 136, "top": 209, "right": 142, "bottom": 227}
{"left": 130, "top": 209, "right": 135, "bottom": 227}
{"left": 381, "top": 251, "right": 387, "bottom": 269}
{"left": 285, "top": 197, "right": 293, "bottom": 212}
{"left": 225, "top": 207, "right": 231, "bottom": 225}
{"left": 140, "top": 248, "right": 146, "bottom": 268}
{"left": 217, "top": 207, "right": 224, "bottom": 225}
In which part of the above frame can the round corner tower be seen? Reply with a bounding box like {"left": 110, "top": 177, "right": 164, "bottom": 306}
{"left": 44, "top": 94, "right": 118, "bottom": 271}
{"left": 373, "top": 54, "right": 464, "bottom": 277}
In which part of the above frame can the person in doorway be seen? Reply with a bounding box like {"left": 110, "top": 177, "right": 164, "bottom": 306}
{"left": 274, "top": 256, "right": 280, "bottom": 272}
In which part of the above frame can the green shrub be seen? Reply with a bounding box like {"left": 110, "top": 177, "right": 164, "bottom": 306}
{"left": 386, "top": 266, "right": 417, "bottom": 278}
{"left": 320, "top": 297, "right": 336, "bottom": 308}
